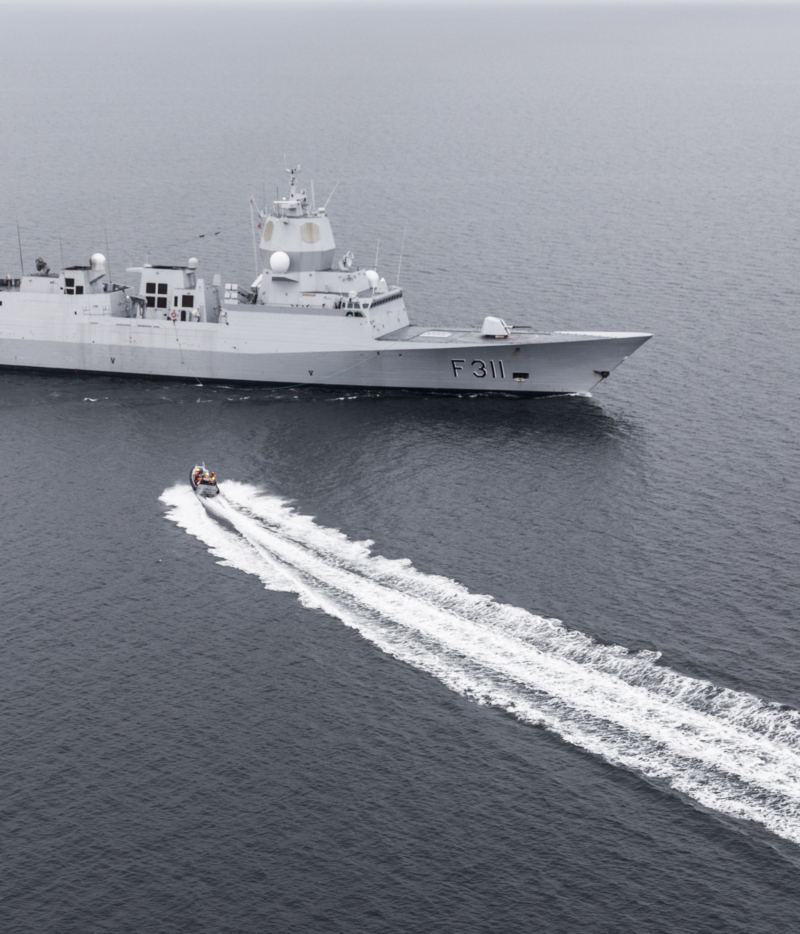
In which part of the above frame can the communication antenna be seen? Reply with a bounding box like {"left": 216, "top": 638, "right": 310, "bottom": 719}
{"left": 105, "top": 228, "right": 112, "bottom": 279}
{"left": 322, "top": 181, "right": 340, "bottom": 212}
{"left": 374, "top": 238, "right": 380, "bottom": 271}
{"left": 395, "top": 223, "right": 408, "bottom": 288}
{"left": 285, "top": 159, "right": 301, "bottom": 188}
{"left": 16, "top": 217, "right": 24, "bottom": 276}
{"left": 249, "top": 195, "right": 260, "bottom": 278}
{"left": 60, "top": 236, "right": 64, "bottom": 270}
{"left": 311, "top": 179, "right": 316, "bottom": 213}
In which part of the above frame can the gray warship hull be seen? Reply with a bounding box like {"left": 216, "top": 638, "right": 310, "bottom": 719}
{"left": 0, "top": 304, "right": 649, "bottom": 395}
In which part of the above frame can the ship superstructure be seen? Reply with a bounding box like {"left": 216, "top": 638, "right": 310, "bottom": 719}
{"left": 0, "top": 167, "right": 650, "bottom": 394}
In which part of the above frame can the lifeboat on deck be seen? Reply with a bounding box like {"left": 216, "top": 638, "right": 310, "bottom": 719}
{"left": 190, "top": 464, "right": 220, "bottom": 498}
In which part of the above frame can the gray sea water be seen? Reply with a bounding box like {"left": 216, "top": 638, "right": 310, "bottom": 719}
{"left": 2, "top": 3, "right": 800, "bottom": 932}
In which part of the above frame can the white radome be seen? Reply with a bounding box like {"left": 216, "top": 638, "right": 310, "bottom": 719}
{"left": 270, "top": 251, "right": 290, "bottom": 275}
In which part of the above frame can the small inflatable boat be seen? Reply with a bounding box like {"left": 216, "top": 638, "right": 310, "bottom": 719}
{"left": 190, "top": 464, "right": 220, "bottom": 498}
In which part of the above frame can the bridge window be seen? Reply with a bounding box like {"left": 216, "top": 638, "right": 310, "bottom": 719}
{"left": 181, "top": 294, "right": 194, "bottom": 308}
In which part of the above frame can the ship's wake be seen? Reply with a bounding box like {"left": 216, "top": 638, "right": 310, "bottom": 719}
{"left": 161, "top": 482, "right": 800, "bottom": 846}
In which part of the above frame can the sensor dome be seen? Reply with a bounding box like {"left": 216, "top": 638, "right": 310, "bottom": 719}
{"left": 270, "top": 251, "right": 290, "bottom": 275}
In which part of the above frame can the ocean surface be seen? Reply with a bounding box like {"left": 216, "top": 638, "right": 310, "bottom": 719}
{"left": 2, "top": 3, "right": 800, "bottom": 932}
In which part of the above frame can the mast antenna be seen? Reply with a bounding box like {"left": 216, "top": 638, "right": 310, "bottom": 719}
{"left": 311, "top": 180, "right": 316, "bottom": 213}
{"left": 249, "top": 195, "right": 260, "bottom": 278}
{"left": 395, "top": 223, "right": 407, "bottom": 288}
{"left": 374, "top": 238, "right": 380, "bottom": 271}
{"left": 16, "top": 217, "right": 24, "bottom": 276}
{"left": 105, "top": 228, "right": 112, "bottom": 279}
{"left": 60, "top": 236, "right": 64, "bottom": 270}
{"left": 322, "top": 181, "right": 339, "bottom": 212}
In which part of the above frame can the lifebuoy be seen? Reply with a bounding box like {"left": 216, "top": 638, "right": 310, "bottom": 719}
{"left": 170, "top": 310, "right": 178, "bottom": 321}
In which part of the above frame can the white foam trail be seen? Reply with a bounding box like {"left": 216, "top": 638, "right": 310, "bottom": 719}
{"left": 161, "top": 482, "right": 800, "bottom": 845}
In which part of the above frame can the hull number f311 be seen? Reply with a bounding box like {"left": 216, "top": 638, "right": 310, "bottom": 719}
{"left": 452, "top": 359, "right": 505, "bottom": 379}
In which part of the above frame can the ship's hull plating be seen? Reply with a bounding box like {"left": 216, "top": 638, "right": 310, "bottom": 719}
{"left": 0, "top": 304, "right": 649, "bottom": 395}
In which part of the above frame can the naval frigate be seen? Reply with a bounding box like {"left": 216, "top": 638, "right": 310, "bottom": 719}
{"left": 0, "top": 168, "right": 650, "bottom": 394}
